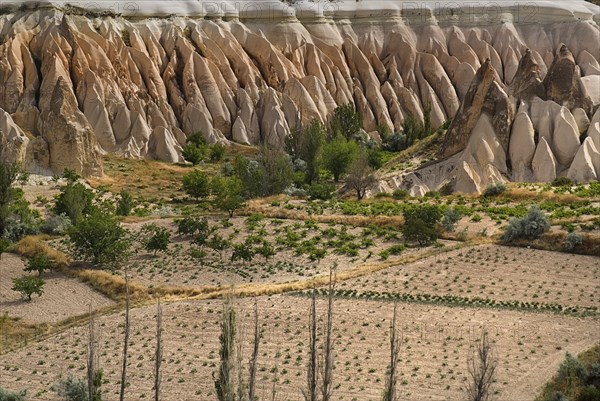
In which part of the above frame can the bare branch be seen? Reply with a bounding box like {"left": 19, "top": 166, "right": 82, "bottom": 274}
{"left": 466, "top": 329, "right": 498, "bottom": 401}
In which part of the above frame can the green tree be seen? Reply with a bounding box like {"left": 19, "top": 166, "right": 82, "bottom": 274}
{"left": 207, "top": 234, "right": 230, "bottom": 262}
{"left": 55, "top": 182, "right": 95, "bottom": 224}
{"left": 401, "top": 204, "right": 443, "bottom": 246}
{"left": 12, "top": 275, "right": 45, "bottom": 301}
{"left": 346, "top": 151, "right": 376, "bottom": 200}
{"left": 182, "top": 132, "right": 208, "bottom": 165}
{"left": 25, "top": 252, "right": 55, "bottom": 276}
{"left": 0, "top": 162, "right": 20, "bottom": 236}
{"left": 287, "top": 120, "right": 325, "bottom": 184}
{"left": 140, "top": 223, "right": 171, "bottom": 255}
{"left": 210, "top": 144, "right": 226, "bottom": 162}
{"left": 116, "top": 190, "right": 134, "bottom": 216}
{"left": 233, "top": 156, "right": 265, "bottom": 199}
{"left": 231, "top": 241, "right": 255, "bottom": 264}
{"left": 322, "top": 136, "right": 358, "bottom": 182}
{"left": 328, "top": 103, "right": 362, "bottom": 140}
{"left": 211, "top": 176, "right": 245, "bottom": 218}
{"left": 182, "top": 170, "right": 210, "bottom": 201}
{"left": 69, "top": 210, "right": 130, "bottom": 266}
{"left": 255, "top": 240, "right": 275, "bottom": 262}
{"left": 258, "top": 147, "right": 293, "bottom": 195}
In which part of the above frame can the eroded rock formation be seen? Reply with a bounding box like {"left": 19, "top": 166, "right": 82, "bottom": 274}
{"left": 0, "top": 1, "right": 598, "bottom": 185}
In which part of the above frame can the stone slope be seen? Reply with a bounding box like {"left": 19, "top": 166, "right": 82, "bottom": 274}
{"left": 0, "top": 1, "right": 598, "bottom": 181}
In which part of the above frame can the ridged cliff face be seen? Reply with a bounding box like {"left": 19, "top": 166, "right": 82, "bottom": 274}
{"left": 0, "top": 1, "right": 599, "bottom": 191}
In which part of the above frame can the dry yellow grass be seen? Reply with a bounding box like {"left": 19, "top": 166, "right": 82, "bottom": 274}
{"left": 12, "top": 235, "right": 69, "bottom": 267}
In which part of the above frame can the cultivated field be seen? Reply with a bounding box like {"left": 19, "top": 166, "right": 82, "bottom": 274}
{"left": 0, "top": 295, "right": 597, "bottom": 401}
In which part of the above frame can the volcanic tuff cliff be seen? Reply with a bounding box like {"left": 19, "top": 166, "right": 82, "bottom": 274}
{"left": 0, "top": 1, "right": 599, "bottom": 193}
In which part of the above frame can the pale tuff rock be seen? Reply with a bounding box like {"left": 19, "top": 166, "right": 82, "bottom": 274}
{"left": 532, "top": 138, "right": 558, "bottom": 183}
{"left": 567, "top": 137, "right": 599, "bottom": 183}
{"left": 0, "top": 108, "right": 29, "bottom": 164}
{"left": 0, "top": 3, "right": 599, "bottom": 186}
{"left": 552, "top": 107, "right": 581, "bottom": 167}
{"left": 509, "top": 109, "right": 536, "bottom": 182}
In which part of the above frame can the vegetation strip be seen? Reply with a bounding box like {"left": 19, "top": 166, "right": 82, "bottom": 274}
{"left": 292, "top": 289, "right": 599, "bottom": 318}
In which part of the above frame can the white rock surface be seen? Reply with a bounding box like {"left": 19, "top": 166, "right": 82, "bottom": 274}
{"left": 532, "top": 138, "right": 558, "bottom": 182}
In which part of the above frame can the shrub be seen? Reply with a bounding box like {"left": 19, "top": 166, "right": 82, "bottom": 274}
{"left": 552, "top": 177, "right": 574, "bottom": 187}
{"left": 52, "top": 376, "right": 87, "bottom": 401}
{"left": 209, "top": 144, "right": 226, "bottom": 162}
{"left": 346, "top": 151, "right": 376, "bottom": 200}
{"left": 328, "top": 103, "right": 362, "bottom": 141}
{"left": 483, "top": 182, "right": 507, "bottom": 197}
{"left": 565, "top": 232, "right": 583, "bottom": 251}
{"left": 401, "top": 204, "right": 442, "bottom": 246}
{"left": 308, "top": 182, "right": 336, "bottom": 200}
{"left": 54, "top": 182, "right": 94, "bottom": 224}
{"left": 176, "top": 216, "right": 210, "bottom": 237}
{"left": 502, "top": 206, "right": 550, "bottom": 243}
{"left": 12, "top": 275, "right": 44, "bottom": 301}
{"left": 286, "top": 120, "right": 325, "bottom": 184}
{"left": 0, "top": 237, "right": 9, "bottom": 258}
{"left": 182, "top": 170, "right": 210, "bottom": 200}
{"left": 0, "top": 388, "right": 27, "bottom": 401}
{"left": 392, "top": 189, "right": 409, "bottom": 200}
{"left": 379, "top": 244, "right": 405, "bottom": 260}
{"left": 577, "top": 386, "right": 600, "bottom": 401}
{"left": 442, "top": 208, "right": 462, "bottom": 232}
{"left": 68, "top": 210, "right": 130, "bottom": 266}
{"left": 367, "top": 148, "right": 384, "bottom": 170}
{"left": 140, "top": 223, "right": 171, "bottom": 255}
{"left": 42, "top": 214, "right": 71, "bottom": 235}
{"left": 211, "top": 176, "right": 245, "bottom": 217}
{"left": 182, "top": 144, "right": 205, "bottom": 165}
{"left": 231, "top": 241, "right": 255, "bottom": 263}
{"left": 116, "top": 190, "right": 134, "bottom": 216}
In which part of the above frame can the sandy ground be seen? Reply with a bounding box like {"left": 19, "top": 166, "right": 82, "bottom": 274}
{"left": 0, "top": 254, "right": 115, "bottom": 325}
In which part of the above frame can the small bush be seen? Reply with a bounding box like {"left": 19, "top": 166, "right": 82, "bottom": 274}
{"left": 565, "top": 232, "right": 583, "bottom": 251}
{"left": 308, "top": 182, "right": 336, "bottom": 200}
{"left": 116, "top": 190, "right": 134, "bottom": 216}
{"left": 442, "top": 208, "right": 462, "bottom": 232}
{"left": 401, "top": 204, "right": 442, "bottom": 246}
{"left": 209, "top": 144, "right": 226, "bottom": 162}
{"left": 552, "top": 177, "right": 574, "bottom": 187}
{"left": 392, "top": 189, "right": 409, "bottom": 200}
{"left": 0, "top": 388, "right": 27, "bottom": 401}
{"left": 502, "top": 206, "right": 550, "bottom": 243}
{"left": 483, "top": 182, "right": 507, "bottom": 197}
{"left": 182, "top": 170, "right": 210, "bottom": 200}
{"left": 140, "top": 223, "right": 171, "bottom": 255}
{"left": 42, "top": 214, "right": 71, "bottom": 235}
{"left": 52, "top": 376, "right": 87, "bottom": 401}
{"left": 24, "top": 252, "right": 55, "bottom": 276}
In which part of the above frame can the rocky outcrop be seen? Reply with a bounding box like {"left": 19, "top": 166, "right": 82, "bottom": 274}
{"left": 0, "top": 1, "right": 598, "bottom": 184}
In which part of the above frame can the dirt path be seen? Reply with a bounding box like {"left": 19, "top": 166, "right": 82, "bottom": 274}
{"left": 504, "top": 336, "right": 600, "bottom": 400}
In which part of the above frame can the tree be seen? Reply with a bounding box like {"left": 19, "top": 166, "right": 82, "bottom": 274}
{"left": 24, "top": 252, "right": 55, "bottom": 276}
{"left": 401, "top": 204, "right": 443, "bottom": 246}
{"left": 12, "top": 275, "right": 44, "bottom": 301}
{"left": 303, "top": 289, "right": 318, "bottom": 401}
{"left": 69, "top": 210, "right": 130, "bottom": 266}
{"left": 383, "top": 303, "right": 401, "bottom": 401}
{"left": 154, "top": 298, "right": 163, "bottom": 401}
{"left": 141, "top": 224, "right": 171, "bottom": 255}
{"left": 0, "top": 162, "right": 20, "bottom": 236}
{"left": 322, "top": 136, "right": 358, "bottom": 182}
{"left": 215, "top": 298, "right": 236, "bottom": 401}
{"left": 442, "top": 208, "right": 462, "bottom": 232}
{"left": 231, "top": 241, "right": 255, "bottom": 264}
{"left": 182, "top": 132, "right": 208, "bottom": 165}
{"left": 210, "top": 144, "right": 226, "bottom": 162}
{"left": 466, "top": 331, "right": 497, "bottom": 401}
{"left": 182, "top": 170, "right": 210, "bottom": 201}
{"left": 258, "top": 147, "right": 293, "bottom": 195}
{"left": 287, "top": 120, "right": 325, "bottom": 184}
{"left": 54, "top": 182, "right": 95, "bottom": 224}
{"left": 116, "top": 190, "right": 134, "bottom": 216}
{"left": 346, "top": 151, "right": 375, "bottom": 200}
{"left": 212, "top": 176, "right": 245, "bottom": 218}
{"left": 328, "top": 103, "right": 362, "bottom": 140}
{"left": 207, "top": 234, "right": 230, "bottom": 262}
{"left": 255, "top": 240, "right": 276, "bottom": 262}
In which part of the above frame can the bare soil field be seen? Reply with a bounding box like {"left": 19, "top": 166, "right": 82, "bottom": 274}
{"left": 337, "top": 244, "right": 600, "bottom": 310}
{"left": 0, "top": 294, "right": 597, "bottom": 401}
{"left": 0, "top": 254, "right": 115, "bottom": 325}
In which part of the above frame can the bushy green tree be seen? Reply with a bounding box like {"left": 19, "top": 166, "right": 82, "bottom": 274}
{"left": 140, "top": 223, "right": 171, "bottom": 255}
{"left": 258, "top": 147, "right": 293, "bottom": 195}
{"left": 12, "top": 275, "right": 45, "bottom": 301}
{"left": 182, "top": 132, "right": 208, "bottom": 165}
{"left": 176, "top": 216, "right": 210, "bottom": 237}
{"left": 52, "top": 376, "right": 87, "bottom": 401}
{"left": 116, "top": 190, "right": 134, "bottom": 216}
{"left": 210, "top": 144, "right": 226, "bottom": 162}
{"left": 401, "top": 204, "right": 443, "bottom": 246}
{"left": 442, "top": 208, "right": 462, "bottom": 232}
{"left": 231, "top": 241, "right": 254, "bottom": 264}
{"left": 322, "top": 136, "right": 358, "bottom": 181}
{"left": 233, "top": 156, "right": 265, "bottom": 199}
{"left": 328, "top": 103, "right": 362, "bottom": 140}
{"left": 55, "top": 182, "right": 95, "bottom": 224}
{"left": 182, "top": 170, "right": 210, "bottom": 201}
{"left": 24, "top": 252, "right": 55, "bottom": 276}
{"left": 211, "top": 176, "right": 245, "bottom": 217}
{"left": 502, "top": 206, "right": 550, "bottom": 243}
{"left": 69, "top": 210, "right": 130, "bottom": 266}
{"left": 286, "top": 120, "right": 325, "bottom": 184}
